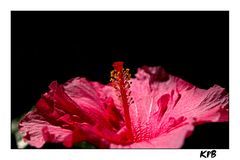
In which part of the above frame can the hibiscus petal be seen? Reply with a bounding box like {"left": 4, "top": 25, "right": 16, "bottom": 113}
{"left": 63, "top": 77, "right": 103, "bottom": 110}
{"left": 19, "top": 77, "right": 126, "bottom": 148}
{"left": 64, "top": 78, "right": 125, "bottom": 130}
{"left": 167, "top": 85, "right": 229, "bottom": 124}
{"left": 18, "top": 110, "right": 72, "bottom": 148}
{"left": 111, "top": 123, "right": 194, "bottom": 148}
{"left": 130, "top": 66, "right": 194, "bottom": 125}
{"left": 126, "top": 66, "right": 228, "bottom": 147}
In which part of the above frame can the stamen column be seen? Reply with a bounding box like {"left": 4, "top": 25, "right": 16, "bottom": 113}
{"left": 110, "top": 61, "right": 133, "bottom": 141}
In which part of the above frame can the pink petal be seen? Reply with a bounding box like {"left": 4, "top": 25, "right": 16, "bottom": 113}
{"left": 111, "top": 123, "right": 194, "bottom": 148}
{"left": 63, "top": 77, "right": 124, "bottom": 130}
{"left": 63, "top": 77, "right": 104, "bottom": 111}
{"left": 166, "top": 85, "right": 229, "bottom": 124}
{"left": 18, "top": 110, "right": 72, "bottom": 148}
{"left": 19, "top": 77, "right": 126, "bottom": 148}
{"left": 125, "top": 66, "right": 228, "bottom": 146}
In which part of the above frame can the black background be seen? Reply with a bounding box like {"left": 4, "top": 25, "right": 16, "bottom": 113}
{"left": 11, "top": 11, "right": 229, "bottom": 148}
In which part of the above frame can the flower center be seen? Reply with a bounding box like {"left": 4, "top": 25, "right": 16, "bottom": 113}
{"left": 110, "top": 61, "right": 134, "bottom": 141}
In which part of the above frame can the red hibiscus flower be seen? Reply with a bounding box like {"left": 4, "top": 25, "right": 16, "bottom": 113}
{"left": 18, "top": 62, "right": 229, "bottom": 148}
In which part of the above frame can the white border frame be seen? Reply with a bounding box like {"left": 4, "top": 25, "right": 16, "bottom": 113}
{"left": 1, "top": 0, "right": 239, "bottom": 160}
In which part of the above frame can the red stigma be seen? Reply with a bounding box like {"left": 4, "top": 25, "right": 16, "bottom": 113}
{"left": 112, "top": 61, "right": 124, "bottom": 72}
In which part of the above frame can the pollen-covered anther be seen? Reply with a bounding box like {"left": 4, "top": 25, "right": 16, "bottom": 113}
{"left": 123, "top": 69, "right": 131, "bottom": 80}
